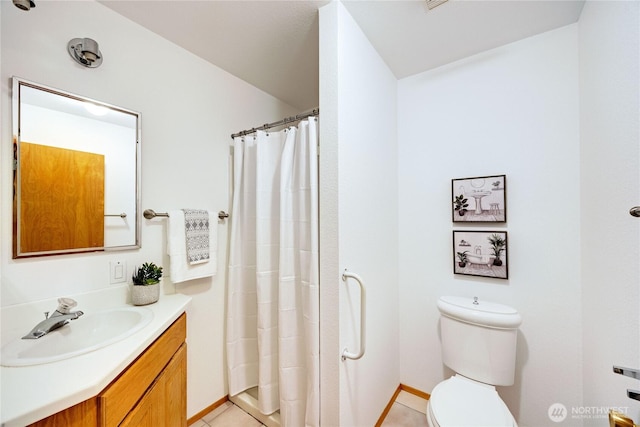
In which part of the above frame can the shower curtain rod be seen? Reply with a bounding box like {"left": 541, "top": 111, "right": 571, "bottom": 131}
{"left": 230, "top": 108, "right": 319, "bottom": 139}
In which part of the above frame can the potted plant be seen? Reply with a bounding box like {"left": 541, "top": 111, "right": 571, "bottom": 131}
{"left": 456, "top": 251, "right": 469, "bottom": 268}
{"left": 454, "top": 194, "right": 469, "bottom": 216}
{"left": 487, "top": 234, "right": 506, "bottom": 266}
{"left": 131, "top": 262, "right": 163, "bottom": 305}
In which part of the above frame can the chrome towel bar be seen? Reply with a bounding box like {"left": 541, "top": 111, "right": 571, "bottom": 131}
{"left": 143, "top": 209, "right": 229, "bottom": 221}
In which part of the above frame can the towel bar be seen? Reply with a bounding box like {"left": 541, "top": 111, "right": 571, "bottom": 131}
{"left": 104, "top": 213, "right": 127, "bottom": 218}
{"left": 143, "top": 209, "right": 229, "bottom": 221}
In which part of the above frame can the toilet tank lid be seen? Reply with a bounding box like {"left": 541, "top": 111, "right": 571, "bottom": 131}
{"left": 438, "top": 296, "right": 522, "bottom": 329}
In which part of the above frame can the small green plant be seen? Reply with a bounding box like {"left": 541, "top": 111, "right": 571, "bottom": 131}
{"left": 454, "top": 194, "right": 469, "bottom": 216}
{"left": 487, "top": 234, "right": 506, "bottom": 266}
{"left": 456, "top": 251, "right": 469, "bottom": 267}
{"left": 132, "top": 262, "right": 163, "bottom": 286}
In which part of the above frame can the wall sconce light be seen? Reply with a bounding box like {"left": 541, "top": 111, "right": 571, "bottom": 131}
{"left": 13, "top": 0, "right": 35, "bottom": 11}
{"left": 68, "top": 38, "right": 103, "bottom": 68}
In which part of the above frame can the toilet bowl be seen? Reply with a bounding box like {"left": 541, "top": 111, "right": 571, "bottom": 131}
{"left": 426, "top": 375, "right": 517, "bottom": 427}
{"left": 427, "top": 296, "right": 522, "bottom": 427}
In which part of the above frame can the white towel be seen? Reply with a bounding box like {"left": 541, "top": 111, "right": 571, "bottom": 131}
{"left": 168, "top": 210, "right": 217, "bottom": 283}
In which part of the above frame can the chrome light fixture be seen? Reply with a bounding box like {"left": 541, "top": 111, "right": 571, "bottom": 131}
{"left": 68, "top": 38, "right": 103, "bottom": 68}
{"left": 13, "top": 0, "right": 35, "bottom": 11}
{"left": 426, "top": 0, "right": 448, "bottom": 10}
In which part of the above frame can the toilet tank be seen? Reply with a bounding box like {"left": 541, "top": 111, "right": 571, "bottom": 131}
{"left": 438, "top": 296, "right": 522, "bottom": 386}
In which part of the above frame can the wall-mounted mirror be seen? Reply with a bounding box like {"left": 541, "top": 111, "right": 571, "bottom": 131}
{"left": 12, "top": 77, "right": 141, "bottom": 258}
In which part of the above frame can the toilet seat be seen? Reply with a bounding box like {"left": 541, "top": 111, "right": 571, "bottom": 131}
{"left": 427, "top": 375, "right": 517, "bottom": 427}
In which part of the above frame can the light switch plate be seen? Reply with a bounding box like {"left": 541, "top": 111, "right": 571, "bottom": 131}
{"left": 110, "top": 260, "right": 127, "bottom": 284}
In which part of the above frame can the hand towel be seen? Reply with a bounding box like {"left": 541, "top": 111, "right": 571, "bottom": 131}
{"left": 168, "top": 210, "right": 217, "bottom": 283}
{"left": 183, "top": 209, "right": 210, "bottom": 265}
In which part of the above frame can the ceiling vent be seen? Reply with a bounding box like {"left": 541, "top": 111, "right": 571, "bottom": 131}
{"left": 426, "top": 0, "right": 448, "bottom": 10}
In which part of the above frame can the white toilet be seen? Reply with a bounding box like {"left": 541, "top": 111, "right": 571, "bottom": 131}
{"left": 427, "top": 296, "right": 522, "bottom": 427}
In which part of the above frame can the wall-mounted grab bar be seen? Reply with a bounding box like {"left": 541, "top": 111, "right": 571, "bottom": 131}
{"left": 143, "top": 209, "right": 229, "bottom": 221}
{"left": 341, "top": 269, "right": 366, "bottom": 361}
{"left": 614, "top": 365, "right": 640, "bottom": 380}
{"left": 613, "top": 366, "right": 640, "bottom": 402}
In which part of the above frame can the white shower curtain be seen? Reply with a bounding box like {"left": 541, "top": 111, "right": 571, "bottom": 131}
{"left": 226, "top": 117, "right": 319, "bottom": 427}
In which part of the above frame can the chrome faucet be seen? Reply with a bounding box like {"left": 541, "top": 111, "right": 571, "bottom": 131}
{"left": 22, "top": 298, "right": 84, "bottom": 339}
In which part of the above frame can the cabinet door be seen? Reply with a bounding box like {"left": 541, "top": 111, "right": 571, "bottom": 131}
{"left": 163, "top": 343, "right": 187, "bottom": 426}
{"left": 119, "top": 343, "right": 186, "bottom": 427}
{"left": 119, "top": 375, "right": 164, "bottom": 427}
{"left": 28, "top": 399, "right": 97, "bottom": 427}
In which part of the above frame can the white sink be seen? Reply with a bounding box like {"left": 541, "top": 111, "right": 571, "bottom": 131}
{"left": 1, "top": 306, "right": 153, "bottom": 367}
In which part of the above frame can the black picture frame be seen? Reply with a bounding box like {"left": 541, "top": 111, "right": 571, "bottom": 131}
{"left": 452, "top": 175, "right": 506, "bottom": 223}
{"left": 453, "top": 230, "right": 508, "bottom": 279}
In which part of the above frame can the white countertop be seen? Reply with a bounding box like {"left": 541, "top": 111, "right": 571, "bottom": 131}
{"left": 0, "top": 286, "right": 191, "bottom": 427}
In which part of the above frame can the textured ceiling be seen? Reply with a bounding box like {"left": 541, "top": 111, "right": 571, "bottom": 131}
{"left": 99, "top": 0, "right": 585, "bottom": 111}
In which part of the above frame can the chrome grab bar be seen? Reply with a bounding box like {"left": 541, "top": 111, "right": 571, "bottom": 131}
{"left": 341, "top": 269, "right": 366, "bottom": 361}
{"left": 614, "top": 366, "right": 640, "bottom": 380}
{"left": 613, "top": 366, "right": 640, "bottom": 402}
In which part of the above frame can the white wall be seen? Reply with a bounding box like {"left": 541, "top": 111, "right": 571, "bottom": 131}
{"left": 318, "top": 3, "right": 341, "bottom": 425}
{"left": 580, "top": 1, "right": 640, "bottom": 425}
{"left": 1, "top": 0, "right": 295, "bottom": 419}
{"left": 319, "top": 2, "right": 400, "bottom": 426}
{"left": 398, "top": 25, "right": 583, "bottom": 426}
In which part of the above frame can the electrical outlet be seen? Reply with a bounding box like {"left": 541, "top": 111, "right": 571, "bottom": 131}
{"left": 110, "top": 260, "right": 127, "bottom": 284}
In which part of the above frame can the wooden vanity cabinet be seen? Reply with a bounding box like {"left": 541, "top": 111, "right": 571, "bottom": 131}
{"left": 29, "top": 313, "right": 187, "bottom": 427}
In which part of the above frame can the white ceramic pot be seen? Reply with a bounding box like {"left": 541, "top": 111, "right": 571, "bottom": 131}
{"left": 131, "top": 282, "right": 160, "bottom": 306}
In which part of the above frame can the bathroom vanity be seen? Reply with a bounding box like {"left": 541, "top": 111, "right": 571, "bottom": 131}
{"left": 0, "top": 288, "right": 191, "bottom": 426}
{"left": 31, "top": 314, "right": 186, "bottom": 426}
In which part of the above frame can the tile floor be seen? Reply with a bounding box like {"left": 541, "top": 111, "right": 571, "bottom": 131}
{"left": 191, "top": 401, "right": 265, "bottom": 427}
{"left": 381, "top": 390, "right": 429, "bottom": 427}
{"left": 191, "top": 390, "right": 429, "bottom": 427}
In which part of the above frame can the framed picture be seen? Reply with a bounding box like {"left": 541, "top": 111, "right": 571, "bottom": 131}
{"left": 452, "top": 175, "right": 506, "bottom": 222}
{"left": 453, "top": 230, "right": 508, "bottom": 279}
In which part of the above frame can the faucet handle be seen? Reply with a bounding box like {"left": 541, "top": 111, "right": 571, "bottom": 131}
{"left": 56, "top": 297, "right": 77, "bottom": 314}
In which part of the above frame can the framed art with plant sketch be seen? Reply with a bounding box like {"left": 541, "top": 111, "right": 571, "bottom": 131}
{"left": 453, "top": 230, "right": 508, "bottom": 279}
{"left": 452, "top": 175, "right": 506, "bottom": 222}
